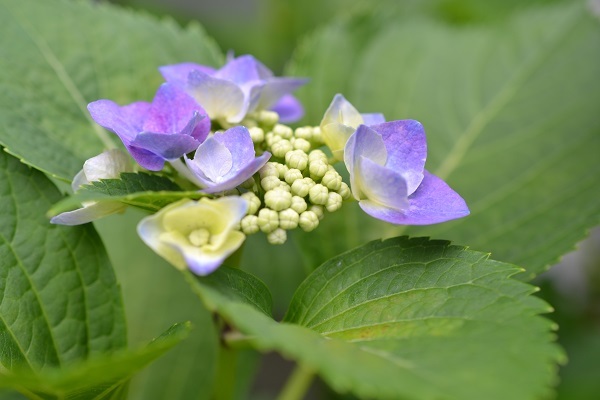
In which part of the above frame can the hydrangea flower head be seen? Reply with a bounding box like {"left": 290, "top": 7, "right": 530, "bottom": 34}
{"left": 320, "top": 94, "right": 385, "bottom": 160}
{"left": 160, "top": 54, "right": 308, "bottom": 124}
{"left": 185, "top": 126, "right": 271, "bottom": 193}
{"left": 88, "top": 83, "right": 210, "bottom": 171}
{"left": 344, "top": 121, "right": 469, "bottom": 225}
{"left": 50, "top": 149, "right": 133, "bottom": 225}
{"left": 137, "top": 197, "right": 248, "bottom": 275}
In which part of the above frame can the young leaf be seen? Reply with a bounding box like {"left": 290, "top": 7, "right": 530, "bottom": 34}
{"left": 189, "top": 237, "right": 563, "bottom": 400}
{"left": 0, "top": 0, "right": 222, "bottom": 181}
{"left": 288, "top": 2, "right": 600, "bottom": 279}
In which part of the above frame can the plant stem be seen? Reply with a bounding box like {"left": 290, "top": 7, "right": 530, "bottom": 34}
{"left": 276, "top": 363, "right": 315, "bottom": 400}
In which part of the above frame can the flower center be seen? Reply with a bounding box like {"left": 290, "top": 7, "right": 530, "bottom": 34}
{"left": 188, "top": 228, "right": 211, "bottom": 247}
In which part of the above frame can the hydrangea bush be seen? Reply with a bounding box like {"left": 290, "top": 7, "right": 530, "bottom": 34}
{"left": 0, "top": 0, "right": 599, "bottom": 399}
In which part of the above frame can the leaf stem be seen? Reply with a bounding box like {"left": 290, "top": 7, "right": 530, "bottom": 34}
{"left": 276, "top": 363, "right": 315, "bottom": 400}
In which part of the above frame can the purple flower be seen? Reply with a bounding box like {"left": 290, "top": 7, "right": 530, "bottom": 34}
{"left": 159, "top": 55, "right": 308, "bottom": 124}
{"left": 344, "top": 121, "right": 469, "bottom": 225}
{"left": 88, "top": 83, "right": 210, "bottom": 171}
{"left": 184, "top": 126, "right": 271, "bottom": 193}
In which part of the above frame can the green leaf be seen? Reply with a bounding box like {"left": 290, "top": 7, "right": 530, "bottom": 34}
{"left": 288, "top": 2, "right": 600, "bottom": 278}
{"left": 0, "top": 322, "right": 190, "bottom": 399}
{"left": 190, "top": 237, "right": 563, "bottom": 400}
{"left": 0, "top": 0, "right": 222, "bottom": 181}
{"left": 48, "top": 173, "right": 207, "bottom": 216}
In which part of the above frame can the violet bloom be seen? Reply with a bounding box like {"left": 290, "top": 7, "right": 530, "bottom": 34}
{"left": 88, "top": 83, "right": 210, "bottom": 171}
{"left": 184, "top": 126, "right": 271, "bottom": 193}
{"left": 344, "top": 121, "right": 469, "bottom": 225}
{"left": 159, "top": 55, "right": 308, "bottom": 124}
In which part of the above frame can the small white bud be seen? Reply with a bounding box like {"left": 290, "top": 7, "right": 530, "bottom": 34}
{"left": 257, "top": 208, "right": 279, "bottom": 233}
{"left": 285, "top": 150, "right": 309, "bottom": 170}
{"left": 338, "top": 182, "right": 352, "bottom": 200}
{"left": 293, "top": 138, "right": 311, "bottom": 153}
{"left": 299, "top": 211, "right": 319, "bottom": 232}
{"left": 290, "top": 196, "right": 308, "bottom": 214}
{"left": 309, "top": 205, "right": 325, "bottom": 220}
{"left": 249, "top": 126, "right": 265, "bottom": 143}
{"left": 259, "top": 162, "right": 279, "bottom": 179}
{"left": 291, "top": 177, "right": 316, "bottom": 197}
{"left": 259, "top": 110, "right": 279, "bottom": 127}
{"left": 267, "top": 228, "right": 287, "bottom": 245}
{"left": 308, "top": 149, "right": 328, "bottom": 162}
{"left": 273, "top": 124, "right": 293, "bottom": 139}
{"left": 322, "top": 170, "right": 342, "bottom": 191}
{"left": 241, "top": 215, "right": 260, "bottom": 234}
{"left": 325, "top": 192, "right": 343, "bottom": 212}
{"left": 271, "top": 139, "right": 293, "bottom": 158}
{"left": 261, "top": 176, "right": 282, "bottom": 191}
{"left": 309, "top": 184, "right": 329, "bottom": 205}
{"left": 264, "top": 188, "right": 292, "bottom": 211}
{"left": 279, "top": 208, "right": 300, "bottom": 230}
{"left": 294, "top": 126, "right": 313, "bottom": 140}
{"left": 309, "top": 160, "right": 329, "bottom": 180}
{"left": 241, "top": 192, "right": 261, "bottom": 215}
{"left": 284, "top": 168, "right": 304, "bottom": 185}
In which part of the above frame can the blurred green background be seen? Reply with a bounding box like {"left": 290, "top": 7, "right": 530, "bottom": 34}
{"left": 93, "top": 0, "right": 600, "bottom": 399}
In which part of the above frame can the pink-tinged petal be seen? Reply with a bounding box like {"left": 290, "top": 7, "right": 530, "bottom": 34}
{"left": 142, "top": 83, "right": 210, "bottom": 141}
{"left": 356, "top": 157, "right": 409, "bottom": 211}
{"left": 255, "top": 77, "right": 309, "bottom": 111}
{"left": 131, "top": 131, "right": 201, "bottom": 161}
{"left": 361, "top": 113, "right": 385, "bottom": 126}
{"left": 212, "top": 126, "right": 255, "bottom": 167}
{"left": 188, "top": 70, "right": 247, "bottom": 122}
{"left": 371, "top": 120, "right": 427, "bottom": 195}
{"left": 127, "top": 146, "right": 165, "bottom": 171}
{"left": 88, "top": 100, "right": 150, "bottom": 144}
{"left": 360, "top": 170, "right": 469, "bottom": 225}
{"left": 159, "top": 62, "right": 216, "bottom": 86}
{"left": 201, "top": 152, "right": 271, "bottom": 194}
{"left": 215, "top": 54, "right": 263, "bottom": 84}
{"left": 271, "top": 94, "right": 305, "bottom": 123}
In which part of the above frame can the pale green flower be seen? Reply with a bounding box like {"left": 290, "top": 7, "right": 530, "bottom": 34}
{"left": 137, "top": 197, "right": 247, "bottom": 275}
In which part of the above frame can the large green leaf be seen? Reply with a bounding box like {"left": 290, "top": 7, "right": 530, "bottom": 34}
{"left": 0, "top": 0, "right": 222, "bottom": 181}
{"left": 190, "top": 237, "right": 562, "bottom": 400}
{"left": 288, "top": 2, "right": 600, "bottom": 278}
{"left": 0, "top": 151, "right": 125, "bottom": 393}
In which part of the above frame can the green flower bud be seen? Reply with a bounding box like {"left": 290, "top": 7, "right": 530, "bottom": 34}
{"left": 267, "top": 228, "right": 287, "bottom": 245}
{"left": 311, "top": 126, "right": 324, "bottom": 144}
{"left": 240, "top": 177, "right": 257, "bottom": 190}
{"left": 285, "top": 150, "right": 309, "bottom": 170}
{"left": 338, "top": 182, "right": 352, "bottom": 200}
{"left": 277, "top": 181, "right": 292, "bottom": 192}
{"left": 284, "top": 168, "right": 304, "bottom": 185}
{"left": 259, "top": 110, "right": 279, "bottom": 127}
{"left": 265, "top": 132, "right": 282, "bottom": 147}
{"left": 309, "top": 204, "right": 325, "bottom": 220}
{"left": 309, "top": 160, "right": 329, "bottom": 180}
{"left": 294, "top": 126, "right": 313, "bottom": 140}
{"left": 260, "top": 162, "right": 279, "bottom": 179}
{"left": 290, "top": 196, "right": 308, "bottom": 213}
{"left": 322, "top": 170, "right": 342, "bottom": 191}
{"left": 299, "top": 210, "right": 319, "bottom": 232}
{"left": 279, "top": 208, "right": 300, "bottom": 230}
{"left": 273, "top": 124, "right": 293, "bottom": 139}
{"left": 241, "top": 192, "right": 261, "bottom": 215}
{"left": 249, "top": 126, "right": 265, "bottom": 143}
{"left": 291, "top": 177, "right": 315, "bottom": 197}
{"left": 308, "top": 149, "right": 328, "bottom": 162}
{"left": 240, "top": 118, "right": 258, "bottom": 128}
{"left": 271, "top": 139, "right": 293, "bottom": 158}
{"left": 275, "top": 163, "right": 289, "bottom": 179}
{"left": 325, "top": 192, "right": 343, "bottom": 212}
{"left": 241, "top": 215, "right": 260, "bottom": 234}
{"left": 264, "top": 188, "right": 292, "bottom": 211}
{"left": 261, "top": 176, "right": 282, "bottom": 191}
{"left": 257, "top": 208, "right": 279, "bottom": 233}
{"left": 309, "top": 184, "right": 329, "bottom": 205}
{"left": 293, "top": 138, "right": 311, "bottom": 153}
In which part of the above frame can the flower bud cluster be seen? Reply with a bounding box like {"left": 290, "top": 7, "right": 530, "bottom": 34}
{"left": 234, "top": 121, "right": 349, "bottom": 245}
